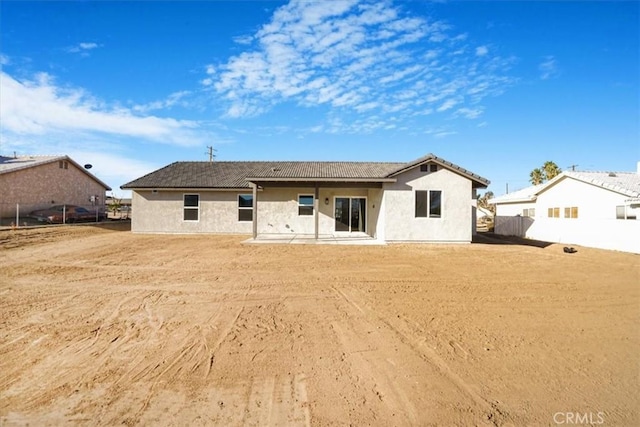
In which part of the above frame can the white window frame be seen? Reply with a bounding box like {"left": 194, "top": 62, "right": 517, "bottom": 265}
{"left": 238, "top": 194, "right": 253, "bottom": 222}
{"left": 415, "top": 190, "right": 442, "bottom": 219}
{"left": 298, "top": 194, "right": 314, "bottom": 216}
{"left": 183, "top": 193, "right": 200, "bottom": 222}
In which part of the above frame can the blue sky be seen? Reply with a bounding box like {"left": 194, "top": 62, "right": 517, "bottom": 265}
{"left": 1, "top": 0, "right": 638, "bottom": 196}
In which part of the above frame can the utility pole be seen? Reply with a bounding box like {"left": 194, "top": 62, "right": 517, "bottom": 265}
{"left": 205, "top": 146, "right": 217, "bottom": 162}
{"left": 567, "top": 164, "right": 578, "bottom": 171}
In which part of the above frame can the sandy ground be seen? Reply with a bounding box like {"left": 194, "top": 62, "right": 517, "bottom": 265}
{"left": 0, "top": 225, "right": 638, "bottom": 426}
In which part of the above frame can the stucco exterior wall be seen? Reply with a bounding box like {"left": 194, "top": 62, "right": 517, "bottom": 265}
{"left": 0, "top": 160, "right": 107, "bottom": 217}
{"left": 132, "top": 187, "right": 382, "bottom": 236}
{"left": 382, "top": 166, "right": 474, "bottom": 242}
{"left": 494, "top": 177, "right": 640, "bottom": 253}
{"left": 495, "top": 201, "right": 536, "bottom": 217}
{"left": 536, "top": 177, "right": 634, "bottom": 220}
{"left": 131, "top": 190, "right": 254, "bottom": 234}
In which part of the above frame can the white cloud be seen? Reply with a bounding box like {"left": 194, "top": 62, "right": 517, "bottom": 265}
{"left": 132, "top": 90, "right": 192, "bottom": 113}
{"left": 66, "top": 42, "right": 101, "bottom": 55}
{"left": 211, "top": 0, "right": 515, "bottom": 121}
{"left": 476, "top": 46, "right": 488, "bottom": 56}
{"left": 233, "top": 35, "right": 254, "bottom": 45}
{"left": 539, "top": 55, "right": 558, "bottom": 80}
{"left": 455, "top": 107, "right": 484, "bottom": 119}
{"left": 0, "top": 54, "right": 10, "bottom": 65}
{"left": 0, "top": 71, "right": 208, "bottom": 146}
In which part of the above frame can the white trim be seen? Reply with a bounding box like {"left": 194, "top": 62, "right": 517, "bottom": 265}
{"left": 183, "top": 193, "right": 200, "bottom": 222}
{"left": 333, "top": 196, "right": 368, "bottom": 233}
{"left": 238, "top": 193, "right": 254, "bottom": 222}
{"left": 414, "top": 190, "right": 443, "bottom": 219}
{"left": 298, "top": 193, "right": 314, "bottom": 216}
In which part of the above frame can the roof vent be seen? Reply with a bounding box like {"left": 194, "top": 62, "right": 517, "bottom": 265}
{"left": 608, "top": 172, "right": 617, "bottom": 177}
{"left": 271, "top": 167, "right": 281, "bottom": 172}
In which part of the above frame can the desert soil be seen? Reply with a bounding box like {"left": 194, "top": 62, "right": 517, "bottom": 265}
{"left": 0, "top": 224, "right": 638, "bottom": 426}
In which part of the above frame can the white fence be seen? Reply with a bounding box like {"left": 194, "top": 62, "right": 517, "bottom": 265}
{"left": 495, "top": 216, "right": 640, "bottom": 254}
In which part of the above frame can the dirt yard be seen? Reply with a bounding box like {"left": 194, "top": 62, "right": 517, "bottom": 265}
{"left": 1, "top": 225, "right": 638, "bottom": 426}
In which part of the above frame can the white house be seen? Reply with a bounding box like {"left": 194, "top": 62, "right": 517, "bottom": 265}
{"left": 491, "top": 166, "right": 640, "bottom": 253}
{"left": 121, "top": 154, "right": 489, "bottom": 243}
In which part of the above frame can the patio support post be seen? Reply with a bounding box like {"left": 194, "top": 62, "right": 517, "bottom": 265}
{"left": 314, "top": 183, "right": 319, "bottom": 240}
{"left": 252, "top": 182, "right": 258, "bottom": 239}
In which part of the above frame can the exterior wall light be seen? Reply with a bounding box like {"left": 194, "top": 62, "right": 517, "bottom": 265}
{"left": 324, "top": 197, "right": 329, "bottom": 205}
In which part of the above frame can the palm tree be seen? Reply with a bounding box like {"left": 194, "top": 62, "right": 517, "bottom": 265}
{"left": 542, "top": 161, "right": 561, "bottom": 181}
{"left": 530, "top": 168, "right": 544, "bottom": 185}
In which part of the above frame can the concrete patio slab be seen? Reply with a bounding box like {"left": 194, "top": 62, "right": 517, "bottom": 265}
{"left": 243, "top": 233, "right": 386, "bottom": 245}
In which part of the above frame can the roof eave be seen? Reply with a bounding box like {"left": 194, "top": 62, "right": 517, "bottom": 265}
{"left": 386, "top": 154, "right": 490, "bottom": 187}
{"left": 246, "top": 177, "right": 397, "bottom": 183}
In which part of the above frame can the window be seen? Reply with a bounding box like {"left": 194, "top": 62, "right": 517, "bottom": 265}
{"left": 298, "top": 195, "right": 314, "bottom": 216}
{"left": 523, "top": 208, "right": 535, "bottom": 217}
{"left": 415, "top": 190, "right": 442, "bottom": 218}
{"left": 419, "top": 164, "right": 438, "bottom": 172}
{"left": 58, "top": 160, "right": 68, "bottom": 169}
{"left": 238, "top": 194, "right": 253, "bottom": 222}
{"left": 183, "top": 194, "right": 199, "bottom": 221}
{"left": 547, "top": 207, "right": 560, "bottom": 218}
{"left": 617, "top": 205, "right": 637, "bottom": 220}
{"left": 564, "top": 207, "right": 578, "bottom": 219}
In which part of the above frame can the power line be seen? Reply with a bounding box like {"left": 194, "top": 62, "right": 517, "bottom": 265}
{"left": 205, "top": 146, "right": 217, "bottom": 162}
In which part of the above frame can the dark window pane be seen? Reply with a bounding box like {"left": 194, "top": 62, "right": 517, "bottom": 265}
{"left": 299, "top": 195, "right": 314, "bottom": 206}
{"left": 184, "top": 208, "right": 198, "bottom": 221}
{"left": 299, "top": 206, "right": 314, "bottom": 216}
{"left": 430, "top": 191, "right": 442, "bottom": 217}
{"left": 430, "top": 164, "right": 438, "bottom": 172}
{"left": 415, "top": 191, "right": 428, "bottom": 217}
{"left": 420, "top": 164, "right": 428, "bottom": 172}
{"left": 184, "top": 194, "right": 199, "bottom": 207}
{"left": 238, "top": 194, "right": 253, "bottom": 208}
{"left": 238, "top": 208, "right": 253, "bottom": 222}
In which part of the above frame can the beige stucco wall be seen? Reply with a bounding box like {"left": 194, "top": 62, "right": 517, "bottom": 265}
{"left": 382, "top": 166, "right": 474, "bottom": 242}
{"left": 131, "top": 190, "right": 254, "bottom": 234}
{"left": 0, "top": 161, "right": 108, "bottom": 217}
{"left": 257, "top": 187, "right": 384, "bottom": 236}
{"left": 131, "top": 187, "right": 385, "bottom": 236}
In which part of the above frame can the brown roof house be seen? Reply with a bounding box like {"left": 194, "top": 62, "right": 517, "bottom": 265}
{"left": 0, "top": 155, "right": 111, "bottom": 220}
{"left": 122, "top": 153, "right": 489, "bottom": 243}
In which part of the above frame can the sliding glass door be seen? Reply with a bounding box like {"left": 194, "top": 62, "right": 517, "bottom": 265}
{"left": 335, "top": 197, "right": 366, "bottom": 233}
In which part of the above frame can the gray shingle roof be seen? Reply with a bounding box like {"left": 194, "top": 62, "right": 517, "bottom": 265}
{"left": 491, "top": 170, "right": 640, "bottom": 205}
{"left": 562, "top": 171, "right": 640, "bottom": 198}
{"left": 121, "top": 155, "right": 490, "bottom": 189}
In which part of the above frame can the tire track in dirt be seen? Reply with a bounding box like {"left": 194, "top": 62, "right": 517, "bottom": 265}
{"left": 331, "top": 285, "right": 509, "bottom": 426}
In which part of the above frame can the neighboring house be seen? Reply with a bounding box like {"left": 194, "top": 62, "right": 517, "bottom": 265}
{"left": 491, "top": 166, "right": 640, "bottom": 253}
{"left": 105, "top": 196, "right": 133, "bottom": 219}
{"left": 0, "top": 155, "right": 111, "bottom": 218}
{"left": 121, "top": 153, "right": 489, "bottom": 243}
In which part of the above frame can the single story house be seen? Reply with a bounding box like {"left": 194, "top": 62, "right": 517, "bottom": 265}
{"left": 0, "top": 154, "right": 111, "bottom": 219}
{"left": 491, "top": 165, "right": 640, "bottom": 253}
{"left": 121, "top": 154, "right": 490, "bottom": 243}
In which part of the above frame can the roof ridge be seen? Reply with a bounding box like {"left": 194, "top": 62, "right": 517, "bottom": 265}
{"left": 172, "top": 160, "right": 406, "bottom": 164}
